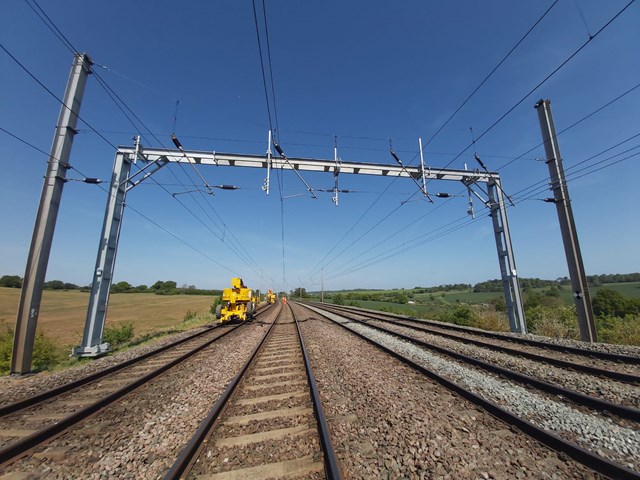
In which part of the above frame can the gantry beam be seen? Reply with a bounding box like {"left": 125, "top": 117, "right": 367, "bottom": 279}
{"left": 116, "top": 146, "right": 495, "bottom": 183}
{"left": 75, "top": 143, "right": 526, "bottom": 358}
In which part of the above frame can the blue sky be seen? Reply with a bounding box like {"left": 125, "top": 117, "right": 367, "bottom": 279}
{"left": 1, "top": 0, "right": 639, "bottom": 293}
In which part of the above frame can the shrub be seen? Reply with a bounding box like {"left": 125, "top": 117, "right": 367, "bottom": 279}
{"left": 529, "top": 305, "right": 579, "bottom": 339}
{"left": 597, "top": 314, "right": 640, "bottom": 346}
{"left": 592, "top": 288, "right": 638, "bottom": 318}
{"left": 473, "top": 307, "right": 509, "bottom": 332}
{"left": 0, "top": 327, "right": 12, "bottom": 374}
{"left": 0, "top": 275, "right": 22, "bottom": 288}
{"left": 103, "top": 322, "right": 134, "bottom": 347}
{"left": 32, "top": 332, "right": 62, "bottom": 372}
{"left": 210, "top": 296, "right": 221, "bottom": 315}
{"left": 184, "top": 309, "right": 197, "bottom": 321}
{"left": 0, "top": 325, "right": 63, "bottom": 375}
{"left": 439, "top": 305, "right": 475, "bottom": 326}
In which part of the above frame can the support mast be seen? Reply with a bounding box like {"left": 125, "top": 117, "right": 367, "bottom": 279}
{"left": 12, "top": 53, "right": 92, "bottom": 374}
{"left": 535, "top": 99, "right": 597, "bottom": 342}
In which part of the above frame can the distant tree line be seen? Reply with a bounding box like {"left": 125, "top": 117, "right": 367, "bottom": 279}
{"left": 413, "top": 283, "right": 471, "bottom": 294}
{"left": 587, "top": 273, "right": 640, "bottom": 285}
{"left": 0, "top": 275, "right": 220, "bottom": 296}
{"left": 330, "top": 291, "right": 409, "bottom": 304}
{"left": 473, "top": 274, "right": 640, "bottom": 293}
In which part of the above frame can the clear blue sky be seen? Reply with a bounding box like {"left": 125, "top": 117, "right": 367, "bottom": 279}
{"left": 1, "top": 0, "right": 639, "bottom": 294}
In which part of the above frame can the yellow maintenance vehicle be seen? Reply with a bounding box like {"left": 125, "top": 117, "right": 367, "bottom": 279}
{"left": 266, "top": 289, "right": 277, "bottom": 304}
{"left": 215, "top": 278, "right": 256, "bottom": 323}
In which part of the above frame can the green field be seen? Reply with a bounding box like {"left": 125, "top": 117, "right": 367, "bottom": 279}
{"left": 0, "top": 287, "right": 215, "bottom": 347}
{"left": 320, "top": 282, "right": 640, "bottom": 306}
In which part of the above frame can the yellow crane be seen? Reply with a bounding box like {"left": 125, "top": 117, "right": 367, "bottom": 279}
{"left": 266, "top": 289, "right": 277, "bottom": 304}
{"left": 215, "top": 278, "right": 256, "bottom": 323}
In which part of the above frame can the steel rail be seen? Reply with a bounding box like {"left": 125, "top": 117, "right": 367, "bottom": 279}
{"left": 319, "top": 302, "right": 640, "bottom": 369}
{"left": 0, "top": 303, "right": 273, "bottom": 417}
{"left": 319, "top": 303, "right": 640, "bottom": 384}
{"left": 0, "top": 325, "right": 215, "bottom": 416}
{"left": 290, "top": 303, "right": 342, "bottom": 479}
{"left": 164, "top": 304, "right": 281, "bottom": 479}
{"left": 0, "top": 322, "right": 246, "bottom": 467}
{"left": 302, "top": 303, "right": 640, "bottom": 480}
{"left": 311, "top": 304, "right": 640, "bottom": 422}
{"left": 165, "top": 302, "right": 342, "bottom": 480}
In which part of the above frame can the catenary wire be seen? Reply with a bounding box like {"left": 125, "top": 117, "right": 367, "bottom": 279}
{"left": 261, "top": 0, "right": 280, "bottom": 140}
{"left": 89, "top": 71, "right": 263, "bottom": 274}
{"left": 12, "top": 5, "right": 264, "bottom": 277}
{"left": 324, "top": 144, "right": 636, "bottom": 281}
{"left": 308, "top": 1, "right": 560, "bottom": 276}
{"left": 310, "top": 7, "right": 639, "bottom": 279}
{"left": 252, "top": 0, "right": 274, "bottom": 135}
{"left": 1, "top": 126, "right": 239, "bottom": 275}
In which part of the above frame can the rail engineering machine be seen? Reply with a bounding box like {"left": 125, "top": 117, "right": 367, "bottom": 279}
{"left": 215, "top": 278, "right": 257, "bottom": 323}
{"left": 266, "top": 289, "right": 277, "bottom": 304}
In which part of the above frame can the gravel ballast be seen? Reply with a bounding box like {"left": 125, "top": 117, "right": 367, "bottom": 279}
{"left": 0, "top": 308, "right": 280, "bottom": 479}
{"left": 304, "top": 303, "right": 640, "bottom": 473}
{"left": 293, "top": 303, "right": 600, "bottom": 479}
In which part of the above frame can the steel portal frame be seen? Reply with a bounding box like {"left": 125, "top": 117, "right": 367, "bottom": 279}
{"left": 75, "top": 144, "right": 527, "bottom": 356}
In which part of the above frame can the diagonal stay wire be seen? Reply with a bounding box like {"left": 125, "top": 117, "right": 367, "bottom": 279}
{"left": 1, "top": 126, "right": 239, "bottom": 274}
{"left": 422, "top": 0, "right": 559, "bottom": 152}
{"left": 318, "top": 76, "right": 640, "bottom": 281}
{"left": 261, "top": 0, "right": 280, "bottom": 139}
{"left": 426, "top": 0, "right": 638, "bottom": 178}
{"left": 327, "top": 143, "right": 639, "bottom": 281}
{"left": 22, "top": 0, "right": 264, "bottom": 275}
{"left": 0, "top": 42, "right": 118, "bottom": 151}
{"left": 252, "top": 0, "right": 274, "bottom": 134}
{"left": 309, "top": 1, "right": 559, "bottom": 276}
{"left": 513, "top": 147, "right": 640, "bottom": 203}
{"left": 328, "top": 199, "right": 452, "bottom": 274}
{"left": 511, "top": 139, "right": 640, "bottom": 202}
{"left": 496, "top": 79, "right": 640, "bottom": 174}
{"left": 312, "top": 7, "right": 638, "bottom": 279}
{"left": 89, "top": 71, "right": 263, "bottom": 274}
{"left": 325, "top": 215, "right": 481, "bottom": 281}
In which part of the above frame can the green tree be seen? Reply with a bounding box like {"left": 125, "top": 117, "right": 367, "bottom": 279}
{"left": 291, "top": 287, "right": 307, "bottom": 298}
{"left": 0, "top": 275, "right": 22, "bottom": 288}
{"left": 151, "top": 280, "right": 178, "bottom": 295}
{"left": 43, "top": 280, "right": 65, "bottom": 290}
{"left": 111, "top": 281, "right": 133, "bottom": 293}
{"left": 333, "top": 293, "right": 345, "bottom": 305}
{"left": 592, "top": 288, "right": 638, "bottom": 318}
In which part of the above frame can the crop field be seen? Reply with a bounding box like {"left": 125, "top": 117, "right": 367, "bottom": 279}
{"left": 322, "top": 282, "right": 640, "bottom": 305}
{"left": 0, "top": 288, "right": 215, "bottom": 347}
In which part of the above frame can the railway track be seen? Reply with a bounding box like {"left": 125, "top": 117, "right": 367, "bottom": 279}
{"left": 166, "top": 303, "right": 341, "bottom": 479}
{"left": 302, "top": 302, "right": 640, "bottom": 479}
{"left": 314, "top": 302, "right": 640, "bottom": 418}
{"left": 319, "top": 302, "right": 640, "bottom": 383}
{"left": 315, "top": 303, "right": 640, "bottom": 411}
{"left": 0, "top": 305, "right": 272, "bottom": 468}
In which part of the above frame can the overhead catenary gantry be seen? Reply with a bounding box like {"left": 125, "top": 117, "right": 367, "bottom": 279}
{"left": 74, "top": 141, "right": 527, "bottom": 357}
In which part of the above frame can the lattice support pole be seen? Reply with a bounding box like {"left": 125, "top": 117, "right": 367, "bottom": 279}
{"left": 488, "top": 179, "right": 527, "bottom": 334}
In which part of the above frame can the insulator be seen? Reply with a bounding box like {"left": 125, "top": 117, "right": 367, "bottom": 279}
{"left": 171, "top": 134, "right": 183, "bottom": 150}
{"left": 274, "top": 143, "right": 285, "bottom": 157}
{"left": 83, "top": 178, "right": 101, "bottom": 184}
{"left": 390, "top": 149, "right": 402, "bottom": 165}
{"left": 436, "top": 193, "right": 451, "bottom": 198}
{"left": 474, "top": 153, "right": 487, "bottom": 170}
{"left": 216, "top": 185, "right": 239, "bottom": 190}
